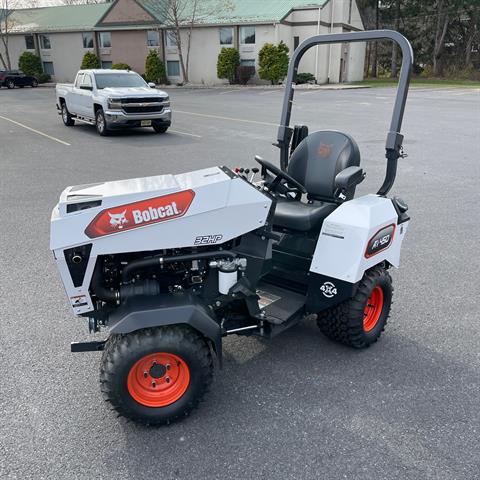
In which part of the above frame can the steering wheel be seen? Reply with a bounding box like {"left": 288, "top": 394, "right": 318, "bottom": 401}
{"left": 255, "top": 156, "right": 307, "bottom": 194}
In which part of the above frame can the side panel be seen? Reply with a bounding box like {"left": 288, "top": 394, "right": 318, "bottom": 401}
{"left": 310, "top": 195, "right": 409, "bottom": 283}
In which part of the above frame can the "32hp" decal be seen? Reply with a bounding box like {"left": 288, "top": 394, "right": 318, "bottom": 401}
{"left": 194, "top": 234, "right": 223, "bottom": 245}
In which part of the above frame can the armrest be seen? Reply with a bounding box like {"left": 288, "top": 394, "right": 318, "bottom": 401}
{"left": 335, "top": 166, "right": 365, "bottom": 190}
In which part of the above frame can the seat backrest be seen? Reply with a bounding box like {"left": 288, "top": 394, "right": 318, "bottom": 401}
{"left": 287, "top": 130, "right": 360, "bottom": 201}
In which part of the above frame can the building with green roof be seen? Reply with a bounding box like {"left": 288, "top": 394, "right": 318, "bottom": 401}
{"left": 1, "top": 0, "right": 364, "bottom": 84}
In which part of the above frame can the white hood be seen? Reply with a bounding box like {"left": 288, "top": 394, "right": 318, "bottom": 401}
{"left": 101, "top": 87, "right": 168, "bottom": 98}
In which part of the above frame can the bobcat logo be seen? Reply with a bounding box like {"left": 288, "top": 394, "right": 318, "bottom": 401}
{"left": 108, "top": 210, "right": 128, "bottom": 229}
{"left": 318, "top": 143, "right": 332, "bottom": 158}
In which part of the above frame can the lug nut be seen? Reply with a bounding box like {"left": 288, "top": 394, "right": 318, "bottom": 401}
{"left": 166, "top": 364, "right": 171, "bottom": 370}
{"left": 143, "top": 371, "right": 148, "bottom": 378}
{"left": 165, "top": 377, "right": 171, "bottom": 384}
{"left": 151, "top": 381, "right": 156, "bottom": 388}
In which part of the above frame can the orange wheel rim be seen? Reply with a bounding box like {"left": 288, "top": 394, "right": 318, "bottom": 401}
{"left": 363, "top": 286, "right": 384, "bottom": 332}
{"left": 127, "top": 352, "right": 190, "bottom": 407}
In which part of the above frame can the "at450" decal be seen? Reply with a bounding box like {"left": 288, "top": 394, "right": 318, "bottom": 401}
{"left": 85, "top": 190, "right": 195, "bottom": 238}
{"left": 365, "top": 224, "right": 396, "bottom": 258}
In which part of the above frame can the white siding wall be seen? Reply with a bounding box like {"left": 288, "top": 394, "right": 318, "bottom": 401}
{"left": 2, "top": 32, "right": 90, "bottom": 82}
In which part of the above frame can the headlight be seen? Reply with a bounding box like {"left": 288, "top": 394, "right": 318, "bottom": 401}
{"left": 107, "top": 98, "right": 122, "bottom": 110}
{"left": 161, "top": 96, "right": 170, "bottom": 106}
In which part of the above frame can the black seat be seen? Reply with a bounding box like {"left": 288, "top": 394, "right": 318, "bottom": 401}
{"left": 273, "top": 130, "right": 360, "bottom": 232}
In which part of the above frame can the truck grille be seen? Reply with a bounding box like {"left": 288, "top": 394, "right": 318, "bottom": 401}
{"left": 122, "top": 105, "right": 163, "bottom": 114}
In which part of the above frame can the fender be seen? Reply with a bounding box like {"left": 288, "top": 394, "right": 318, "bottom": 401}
{"left": 107, "top": 293, "right": 222, "bottom": 365}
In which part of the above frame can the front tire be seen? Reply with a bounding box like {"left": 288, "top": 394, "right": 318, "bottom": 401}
{"left": 7, "top": 80, "right": 14, "bottom": 89}
{"left": 61, "top": 103, "right": 75, "bottom": 126}
{"left": 95, "top": 108, "right": 109, "bottom": 136}
{"left": 100, "top": 326, "right": 214, "bottom": 426}
{"left": 316, "top": 265, "right": 393, "bottom": 348}
{"left": 31, "top": 79, "right": 38, "bottom": 88}
{"left": 153, "top": 124, "right": 169, "bottom": 134}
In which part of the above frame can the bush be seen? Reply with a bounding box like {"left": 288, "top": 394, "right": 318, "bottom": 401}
{"left": 296, "top": 72, "right": 315, "bottom": 84}
{"left": 236, "top": 65, "right": 255, "bottom": 85}
{"left": 18, "top": 51, "right": 42, "bottom": 76}
{"left": 111, "top": 63, "right": 131, "bottom": 70}
{"left": 144, "top": 50, "right": 167, "bottom": 84}
{"left": 81, "top": 52, "right": 100, "bottom": 69}
{"left": 37, "top": 73, "right": 51, "bottom": 83}
{"left": 258, "top": 41, "right": 289, "bottom": 85}
{"left": 217, "top": 47, "right": 240, "bottom": 84}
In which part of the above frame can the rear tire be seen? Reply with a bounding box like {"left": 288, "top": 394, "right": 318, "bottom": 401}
{"left": 7, "top": 80, "right": 14, "bottom": 89}
{"left": 31, "top": 79, "right": 38, "bottom": 88}
{"left": 100, "top": 325, "right": 214, "bottom": 426}
{"left": 95, "top": 108, "right": 109, "bottom": 136}
{"left": 61, "top": 103, "right": 75, "bottom": 126}
{"left": 316, "top": 265, "right": 393, "bottom": 348}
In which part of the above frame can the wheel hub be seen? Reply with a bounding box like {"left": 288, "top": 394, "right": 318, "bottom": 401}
{"left": 363, "top": 285, "right": 384, "bottom": 332}
{"left": 127, "top": 352, "right": 190, "bottom": 407}
{"left": 149, "top": 362, "right": 167, "bottom": 379}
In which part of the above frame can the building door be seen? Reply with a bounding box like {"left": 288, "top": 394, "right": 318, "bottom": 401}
{"left": 339, "top": 43, "right": 349, "bottom": 83}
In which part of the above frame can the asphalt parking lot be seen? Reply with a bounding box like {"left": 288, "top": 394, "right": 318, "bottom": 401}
{"left": 1, "top": 84, "right": 479, "bottom": 480}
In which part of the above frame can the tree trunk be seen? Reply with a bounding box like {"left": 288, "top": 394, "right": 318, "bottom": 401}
{"left": 365, "top": 42, "right": 371, "bottom": 77}
{"left": 390, "top": 0, "right": 401, "bottom": 78}
{"left": 372, "top": 1, "right": 379, "bottom": 78}
{"left": 464, "top": 9, "right": 479, "bottom": 68}
{"left": 433, "top": 0, "right": 449, "bottom": 77}
{"left": 175, "top": 27, "right": 189, "bottom": 83}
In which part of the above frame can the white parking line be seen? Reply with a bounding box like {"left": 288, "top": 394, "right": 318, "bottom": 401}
{"left": 0, "top": 114, "right": 71, "bottom": 146}
{"left": 169, "top": 129, "right": 202, "bottom": 138}
{"left": 175, "top": 109, "right": 277, "bottom": 127}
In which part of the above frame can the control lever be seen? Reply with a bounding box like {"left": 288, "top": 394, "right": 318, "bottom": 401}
{"left": 250, "top": 167, "right": 259, "bottom": 182}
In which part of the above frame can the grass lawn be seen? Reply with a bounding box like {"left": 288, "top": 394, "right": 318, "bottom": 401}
{"left": 354, "top": 77, "right": 480, "bottom": 88}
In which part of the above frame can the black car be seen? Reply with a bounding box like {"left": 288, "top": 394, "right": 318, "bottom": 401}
{"left": 0, "top": 70, "right": 38, "bottom": 89}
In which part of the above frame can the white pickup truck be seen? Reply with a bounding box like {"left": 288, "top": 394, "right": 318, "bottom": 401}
{"left": 56, "top": 69, "right": 171, "bottom": 136}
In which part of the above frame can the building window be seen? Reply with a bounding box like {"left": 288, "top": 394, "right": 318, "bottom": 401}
{"left": 240, "top": 26, "right": 255, "bottom": 44}
{"left": 99, "top": 32, "right": 111, "bottom": 48}
{"left": 82, "top": 32, "right": 93, "bottom": 49}
{"left": 240, "top": 59, "right": 255, "bottom": 67}
{"left": 25, "top": 35, "right": 35, "bottom": 50}
{"left": 43, "top": 61, "right": 54, "bottom": 75}
{"left": 294, "top": 36, "right": 299, "bottom": 51}
{"left": 40, "top": 35, "right": 51, "bottom": 50}
{"left": 147, "top": 30, "right": 160, "bottom": 47}
{"left": 166, "top": 30, "right": 177, "bottom": 47}
{"left": 101, "top": 61, "right": 112, "bottom": 69}
{"left": 167, "top": 60, "right": 180, "bottom": 76}
{"left": 219, "top": 27, "right": 233, "bottom": 45}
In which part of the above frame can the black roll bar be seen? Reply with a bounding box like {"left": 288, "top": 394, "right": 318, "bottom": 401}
{"left": 276, "top": 30, "right": 413, "bottom": 196}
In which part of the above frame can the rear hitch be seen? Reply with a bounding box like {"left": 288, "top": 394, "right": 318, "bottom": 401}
{"left": 71, "top": 341, "right": 106, "bottom": 352}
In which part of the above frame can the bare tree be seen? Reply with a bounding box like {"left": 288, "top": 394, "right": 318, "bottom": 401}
{"left": 390, "top": 0, "right": 401, "bottom": 78}
{"left": 0, "top": 0, "right": 17, "bottom": 70}
{"left": 433, "top": 0, "right": 450, "bottom": 75}
{"left": 62, "top": 1, "right": 111, "bottom": 4}
{"left": 162, "top": 0, "right": 232, "bottom": 83}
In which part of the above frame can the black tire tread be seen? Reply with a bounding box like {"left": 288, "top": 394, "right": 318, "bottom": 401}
{"left": 316, "top": 265, "right": 393, "bottom": 348}
{"left": 100, "top": 325, "right": 213, "bottom": 426}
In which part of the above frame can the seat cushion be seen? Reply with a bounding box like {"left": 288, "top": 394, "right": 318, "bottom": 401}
{"left": 273, "top": 198, "right": 337, "bottom": 232}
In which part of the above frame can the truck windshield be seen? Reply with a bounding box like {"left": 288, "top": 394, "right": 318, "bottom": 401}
{"left": 94, "top": 73, "right": 147, "bottom": 89}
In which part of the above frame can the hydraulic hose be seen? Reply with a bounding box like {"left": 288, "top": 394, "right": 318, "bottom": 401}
{"left": 91, "top": 262, "right": 118, "bottom": 303}
{"left": 121, "top": 250, "right": 237, "bottom": 282}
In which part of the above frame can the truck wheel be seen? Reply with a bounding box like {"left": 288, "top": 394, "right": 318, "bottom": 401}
{"left": 95, "top": 109, "right": 109, "bottom": 136}
{"left": 100, "top": 325, "right": 213, "bottom": 426}
{"left": 7, "top": 80, "right": 14, "bottom": 89}
{"left": 153, "top": 124, "right": 168, "bottom": 134}
{"left": 31, "top": 79, "right": 38, "bottom": 88}
{"left": 61, "top": 103, "right": 75, "bottom": 126}
{"left": 316, "top": 265, "right": 393, "bottom": 348}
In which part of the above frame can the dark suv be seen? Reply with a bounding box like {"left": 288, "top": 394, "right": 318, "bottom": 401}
{"left": 0, "top": 70, "right": 38, "bottom": 89}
